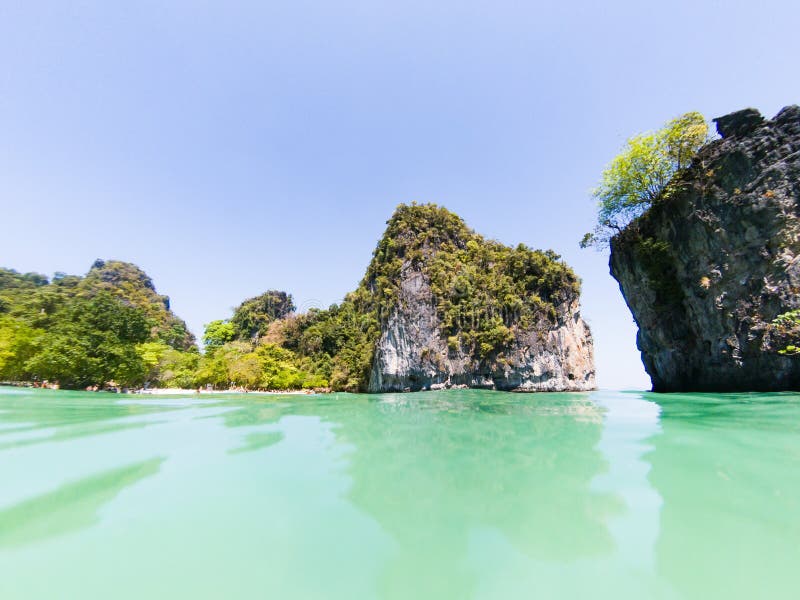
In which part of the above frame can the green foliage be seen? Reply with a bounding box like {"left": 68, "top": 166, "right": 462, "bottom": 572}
{"left": 231, "top": 291, "right": 295, "bottom": 341}
{"left": 193, "top": 340, "right": 324, "bottom": 391}
{"left": 771, "top": 310, "right": 800, "bottom": 355}
{"left": 581, "top": 112, "right": 709, "bottom": 249}
{"left": 363, "top": 203, "right": 578, "bottom": 362}
{"left": 82, "top": 260, "right": 196, "bottom": 349}
{"left": 23, "top": 292, "right": 151, "bottom": 388}
{"left": 257, "top": 203, "right": 581, "bottom": 393}
{"left": 0, "top": 261, "right": 199, "bottom": 389}
{"left": 202, "top": 320, "right": 236, "bottom": 350}
{"left": 281, "top": 299, "right": 378, "bottom": 392}
{"left": 0, "top": 268, "right": 49, "bottom": 292}
{"left": 1, "top": 204, "right": 583, "bottom": 393}
{"left": 255, "top": 343, "right": 300, "bottom": 389}
{"left": 246, "top": 203, "right": 580, "bottom": 392}
{"left": 156, "top": 347, "right": 200, "bottom": 388}
{"left": 136, "top": 341, "right": 200, "bottom": 389}
{"left": 0, "top": 316, "right": 43, "bottom": 381}
{"left": 195, "top": 340, "right": 257, "bottom": 389}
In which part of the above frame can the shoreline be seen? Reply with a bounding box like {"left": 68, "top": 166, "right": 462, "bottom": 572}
{"left": 135, "top": 388, "right": 318, "bottom": 396}
{"left": 0, "top": 382, "right": 324, "bottom": 396}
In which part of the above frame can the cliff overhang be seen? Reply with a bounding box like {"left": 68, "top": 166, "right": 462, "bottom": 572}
{"left": 610, "top": 105, "right": 800, "bottom": 392}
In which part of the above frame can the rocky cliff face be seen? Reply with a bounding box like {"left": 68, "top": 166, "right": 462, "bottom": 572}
{"left": 368, "top": 266, "right": 595, "bottom": 392}
{"left": 365, "top": 205, "right": 595, "bottom": 392}
{"left": 610, "top": 106, "right": 800, "bottom": 391}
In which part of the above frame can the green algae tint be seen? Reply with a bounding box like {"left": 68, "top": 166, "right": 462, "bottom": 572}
{"left": 0, "top": 387, "right": 798, "bottom": 599}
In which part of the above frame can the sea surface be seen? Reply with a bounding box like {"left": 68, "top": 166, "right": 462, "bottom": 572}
{"left": 0, "top": 386, "right": 797, "bottom": 599}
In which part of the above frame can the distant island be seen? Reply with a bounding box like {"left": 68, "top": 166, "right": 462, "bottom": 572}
{"left": 0, "top": 205, "right": 594, "bottom": 393}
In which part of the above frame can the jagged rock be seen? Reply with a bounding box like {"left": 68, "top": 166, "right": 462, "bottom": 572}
{"left": 713, "top": 108, "right": 764, "bottom": 138}
{"left": 366, "top": 205, "right": 595, "bottom": 392}
{"left": 610, "top": 105, "right": 800, "bottom": 391}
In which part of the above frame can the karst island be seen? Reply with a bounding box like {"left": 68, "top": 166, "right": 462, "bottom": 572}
{"left": 1, "top": 3, "right": 799, "bottom": 596}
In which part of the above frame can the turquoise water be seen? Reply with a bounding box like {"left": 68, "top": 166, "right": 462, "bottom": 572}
{"left": 0, "top": 387, "right": 798, "bottom": 599}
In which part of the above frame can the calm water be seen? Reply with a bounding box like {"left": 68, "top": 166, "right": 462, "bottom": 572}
{"left": 0, "top": 387, "right": 798, "bottom": 599}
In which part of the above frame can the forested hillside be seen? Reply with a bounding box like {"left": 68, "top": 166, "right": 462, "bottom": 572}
{"left": 1, "top": 204, "right": 590, "bottom": 392}
{"left": 0, "top": 260, "right": 197, "bottom": 389}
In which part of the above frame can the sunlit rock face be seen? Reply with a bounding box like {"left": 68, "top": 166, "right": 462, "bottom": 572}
{"left": 610, "top": 105, "right": 800, "bottom": 392}
{"left": 368, "top": 272, "right": 595, "bottom": 393}
{"left": 366, "top": 206, "right": 595, "bottom": 393}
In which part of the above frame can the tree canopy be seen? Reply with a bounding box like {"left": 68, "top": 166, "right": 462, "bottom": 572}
{"left": 0, "top": 262, "right": 198, "bottom": 389}
{"left": 581, "top": 112, "right": 709, "bottom": 249}
{"left": 202, "top": 320, "right": 236, "bottom": 349}
{"left": 230, "top": 290, "right": 295, "bottom": 341}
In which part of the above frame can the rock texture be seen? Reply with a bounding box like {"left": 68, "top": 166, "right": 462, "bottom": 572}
{"left": 368, "top": 269, "right": 594, "bottom": 392}
{"left": 366, "top": 207, "right": 595, "bottom": 393}
{"left": 610, "top": 105, "right": 800, "bottom": 391}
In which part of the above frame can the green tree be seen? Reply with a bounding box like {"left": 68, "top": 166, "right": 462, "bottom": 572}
{"left": 0, "top": 316, "right": 43, "bottom": 381}
{"left": 81, "top": 260, "right": 196, "bottom": 349}
{"left": 195, "top": 341, "right": 259, "bottom": 389}
{"left": 581, "top": 112, "right": 709, "bottom": 249}
{"left": 24, "top": 292, "right": 150, "bottom": 388}
{"left": 202, "top": 320, "right": 236, "bottom": 350}
{"left": 137, "top": 341, "right": 200, "bottom": 388}
{"left": 1, "top": 260, "right": 198, "bottom": 389}
{"left": 156, "top": 347, "right": 200, "bottom": 388}
{"left": 194, "top": 350, "right": 229, "bottom": 389}
{"left": 255, "top": 343, "right": 307, "bottom": 389}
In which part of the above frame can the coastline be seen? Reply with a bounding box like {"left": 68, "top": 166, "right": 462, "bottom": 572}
{"left": 135, "top": 388, "right": 318, "bottom": 396}
{"left": 0, "top": 382, "right": 323, "bottom": 396}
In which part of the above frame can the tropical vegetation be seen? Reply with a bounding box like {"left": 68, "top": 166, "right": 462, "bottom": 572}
{"left": 363, "top": 203, "right": 579, "bottom": 359}
{"left": 0, "top": 261, "right": 196, "bottom": 389}
{"left": 581, "top": 112, "right": 709, "bottom": 249}
{"left": 1, "top": 204, "right": 580, "bottom": 392}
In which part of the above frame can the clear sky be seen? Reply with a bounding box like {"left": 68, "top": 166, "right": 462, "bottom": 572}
{"left": 1, "top": 1, "right": 798, "bottom": 389}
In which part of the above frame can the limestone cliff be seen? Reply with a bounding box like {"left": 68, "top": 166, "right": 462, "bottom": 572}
{"left": 364, "top": 204, "right": 595, "bottom": 392}
{"left": 610, "top": 106, "right": 800, "bottom": 391}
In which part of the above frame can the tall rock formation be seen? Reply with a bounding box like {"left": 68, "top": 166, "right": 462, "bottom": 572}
{"left": 610, "top": 106, "right": 800, "bottom": 391}
{"left": 364, "top": 204, "right": 595, "bottom": 392}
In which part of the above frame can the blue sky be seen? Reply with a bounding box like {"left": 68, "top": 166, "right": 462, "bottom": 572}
{"left": 1, "top": 0, "right": 798, "bottom": 389}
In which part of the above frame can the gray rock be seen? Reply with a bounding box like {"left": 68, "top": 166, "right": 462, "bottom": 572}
{"left": 610, "top": 105, "right": 800, "bottom": 391}
{"left": 713, "top": 108, "right": 765, "bottom": 138}
{"left": 368, "top": 264, "right": 595, "bottom": 393}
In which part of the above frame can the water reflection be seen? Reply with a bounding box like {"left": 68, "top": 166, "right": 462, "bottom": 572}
{"left": 646, "top": 392, "right": 800, "bottom": 600}
{"left": 0, "top": 457, "right": 164, "bottom": 548}
{"left": 334, "top": 391, "right": 620, "bottom": 597}
{"left": 0, "top": 387, "right": 650, "bottom": 599}
{"left": 228, "top": 431, "right": 285, "bottom": 455}
{"left": 0, "top": 388, "right": 187, "bottom": 450}
{"left": 206, "top": 390, "right": 623, "bottom": 597}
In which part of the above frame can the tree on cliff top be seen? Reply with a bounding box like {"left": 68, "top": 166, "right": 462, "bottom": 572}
{"left": 581, "top": 112, "right": 709, "bottom": 250}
